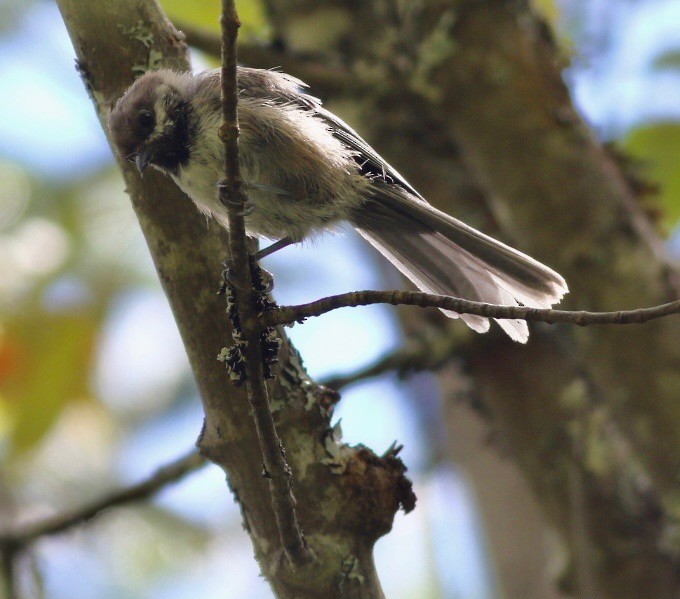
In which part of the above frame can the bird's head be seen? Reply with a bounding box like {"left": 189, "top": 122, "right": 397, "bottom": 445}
{"left": 108, "top": 70, "right": 193, "bottom": 175}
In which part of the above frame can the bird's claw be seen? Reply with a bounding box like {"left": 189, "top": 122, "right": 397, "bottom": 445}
{"left": 234, "top": 200, "right": 255, "bottom": 217}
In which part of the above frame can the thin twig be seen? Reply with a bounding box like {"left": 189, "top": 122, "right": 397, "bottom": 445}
{"left": 177, "top": 20, "right": 353, "bottom": 97}
{"left": 218, "top": 1, "right": 309, "bottom": 567}
{"left": 0, "top": 451, "right": 206, "bottom": 549}
{"left": 264, "top": 290, "right": 680, "bottom": 328}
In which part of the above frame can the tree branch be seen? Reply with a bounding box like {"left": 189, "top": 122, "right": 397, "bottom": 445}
{"left": 322, "top": 332, "right": 460, "bottom": 391}
{"left": 176, "top": 20, "right": 353, "bottom": 97}
{"left": 56, "top": 1, "right": 415, "bottom": 595}
{"left": 0, "top": 451, "right": 206, "bottom": 550}
{"left": 266, "top": 290, "right": 680, "bottom": 328}
{"left": 218, "top": 0, "right": 309, "bottom": 568}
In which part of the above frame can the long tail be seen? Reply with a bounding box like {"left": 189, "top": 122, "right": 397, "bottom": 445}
{"left": 351, "top": 186, "right": 568, "bottom": 343}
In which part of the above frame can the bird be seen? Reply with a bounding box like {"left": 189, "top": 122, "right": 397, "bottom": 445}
{"left": 108, "top": 67, "right": 567, "bottom": 343}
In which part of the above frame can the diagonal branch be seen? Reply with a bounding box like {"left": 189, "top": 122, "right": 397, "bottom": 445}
{"left": 218, "top": 0, "right": 309, "bottom": 568}
{"left": 265, "top": 290, "right": 680, "bottom": 328}
{"left": 322, "top": 332, "right": 461, "bottom": 391}
{"left": 58, "top": 1, "right": 402, "bottom": 595}
{"left": 0, "top": 451, "right": 206, "bottom": 550}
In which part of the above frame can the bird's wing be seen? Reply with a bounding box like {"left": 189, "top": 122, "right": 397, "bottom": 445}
{"left": 234, "top": 67, "right": 424, "bottom": 199}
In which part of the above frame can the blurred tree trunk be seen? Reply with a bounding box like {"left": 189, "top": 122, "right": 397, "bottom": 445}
{"left": 56, "top": 1, "right": 415, "bottom": 597}
{"left": 445, "top": 391, "right": 568, "bottom": 599}
{"left": 264, "top": 0, "right": 680, "bottom": 597}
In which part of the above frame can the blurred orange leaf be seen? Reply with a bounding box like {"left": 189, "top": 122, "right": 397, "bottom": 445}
{"left": 1, "top": 310, "right": 100, "bottom": 452}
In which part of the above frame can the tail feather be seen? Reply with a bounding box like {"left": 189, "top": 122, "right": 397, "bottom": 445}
{"left": 351, "top": 187, "right": 568, "bottom": 343}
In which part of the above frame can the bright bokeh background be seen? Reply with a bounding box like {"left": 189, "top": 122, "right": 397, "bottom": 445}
{"left": 1, "top": 1, "right": 679, "bottom": 597}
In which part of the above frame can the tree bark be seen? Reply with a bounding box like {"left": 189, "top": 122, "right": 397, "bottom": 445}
{"left": 261, "top": 0, "right": 680, "bottom": 596}
{"left": 444, "top": 393, "right": 568, "bottom": 599}
{"left": 433, "top": 4, "right": 680, "bottom": 597}
{"left": 56, "top": 1, "right": 414, "bottom": 597}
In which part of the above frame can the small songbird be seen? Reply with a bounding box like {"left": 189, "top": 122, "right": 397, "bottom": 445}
{"left": 108, "top": 67, "right": 567, "bottom": 342}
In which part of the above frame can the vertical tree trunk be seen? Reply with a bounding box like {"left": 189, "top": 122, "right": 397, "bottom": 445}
{"left": 56, "top": 1, "right": 414, "bottom": 596}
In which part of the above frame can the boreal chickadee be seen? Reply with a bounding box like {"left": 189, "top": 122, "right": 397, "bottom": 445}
{"left": 108, "top": 67, "right": 567, "bottom": 342}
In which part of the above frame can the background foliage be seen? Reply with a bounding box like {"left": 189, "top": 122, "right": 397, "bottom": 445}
{"left": 1, "top": 0, "right": 679, "bottom": 597}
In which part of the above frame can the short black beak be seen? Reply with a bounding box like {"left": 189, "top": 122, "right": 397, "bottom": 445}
{"left": 134, "top": 147, "right": 152, "bottom": 174}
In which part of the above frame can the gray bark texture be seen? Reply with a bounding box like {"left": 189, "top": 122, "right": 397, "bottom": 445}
{"left": 56, "top": 1, "right": 415, "bottom": 597}
{"left": 262, "top": 0, "right": 680, "bottom": 597}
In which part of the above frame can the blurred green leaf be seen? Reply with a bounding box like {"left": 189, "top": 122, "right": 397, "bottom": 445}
{"left": 0, "top": 162, "right": 163, "bottom": 453}
{"left": 1, "top": 310, "right": 100, "bottom": 452}
{"left": 533, "top": 0, "right": 560, "bottom": 27}
{"left": 161, "top": 0, "right": 268, "bottom": 37}
{"left": 161, "top": 0, "right": 219, "bottom": 30}
{"left": 624, "top": 123, "right": 680, "bottom": 228}
{"left": 653, "top": 50, "right": 680, "bottom": 71}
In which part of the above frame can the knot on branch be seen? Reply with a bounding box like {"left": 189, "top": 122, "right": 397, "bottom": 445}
{"left": 219, "top": 13, "right": 241, "bottom": 31}
{"left": 321, "top": 423, "right": 416, "bottom": 539}
{"left": 218, "top": 122, "right": 240, "bottom": 143}
{"left": 342, "top": 444, "right": 416, "bottom": 534}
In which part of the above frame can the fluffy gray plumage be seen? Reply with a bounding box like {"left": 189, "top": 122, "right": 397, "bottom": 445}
{"left": 108, "top": 67, "right": 568, "bottom": 342}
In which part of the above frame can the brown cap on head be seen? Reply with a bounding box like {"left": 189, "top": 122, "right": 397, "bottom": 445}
{"left": 108, "top": 71, "right": 166, "bottom": 160}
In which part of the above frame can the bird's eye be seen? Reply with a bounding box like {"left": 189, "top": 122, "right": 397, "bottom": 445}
{"left": 138, "top": 110, "right": 155, "bottom": 131}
